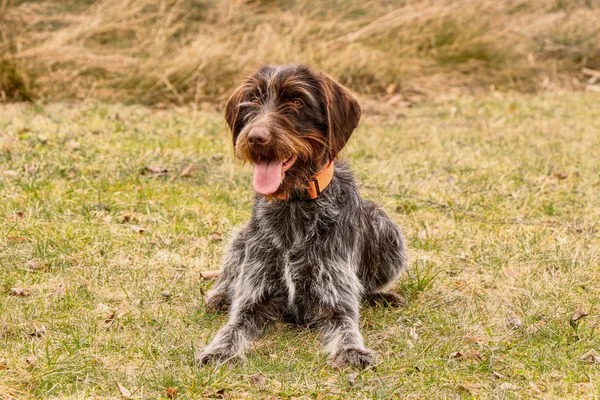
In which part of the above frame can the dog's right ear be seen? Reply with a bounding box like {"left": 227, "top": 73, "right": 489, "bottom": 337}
{"left": 224, "top": 85, "right": 246, "bottom": 147}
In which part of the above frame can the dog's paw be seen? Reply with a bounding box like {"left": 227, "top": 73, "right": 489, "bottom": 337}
{"left": 330, "top": 347, "right": 376, "bottom": 369}
{"left": 365, "top": 292, "right": 405, "bottom": 308}
{"left": 195, "top": 349, "right": 240, "bottom": 367}
{"left": 204, "top": 292, "right": 231, "bottom": 314}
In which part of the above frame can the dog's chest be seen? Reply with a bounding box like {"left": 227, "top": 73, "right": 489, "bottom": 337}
{"left": 251, "top": 195, "right": 354, "bottom": 308}
{"left": 279, "top": 233, "right": 349, "bottom": 311}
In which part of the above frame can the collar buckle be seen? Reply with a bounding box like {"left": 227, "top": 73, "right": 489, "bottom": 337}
{"left": 307, "top": 177, "right": 321, "bottom": 198}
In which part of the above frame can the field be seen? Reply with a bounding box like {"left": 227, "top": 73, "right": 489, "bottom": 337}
{"left": 2, "top": 0, "right": 600, "bottom": 104}
{"left": 1, "top": 92, "right": 599, "bottom": 399}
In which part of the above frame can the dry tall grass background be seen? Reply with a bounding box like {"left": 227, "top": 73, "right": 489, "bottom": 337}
{"left": 1, "top": 0, "right": 600, "bottom": 105}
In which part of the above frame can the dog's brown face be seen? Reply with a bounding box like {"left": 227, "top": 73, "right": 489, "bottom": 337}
{"left": 225, "top": 64, "right": 361, "bottom": 199}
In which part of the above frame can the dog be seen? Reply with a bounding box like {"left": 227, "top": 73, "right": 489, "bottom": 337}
{"left": 196, "top": 64, "right": 407, "bottom": 369}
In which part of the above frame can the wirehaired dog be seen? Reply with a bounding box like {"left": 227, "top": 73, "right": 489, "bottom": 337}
{"left": 197, "top": 64, "right": 407, "bottom": 369}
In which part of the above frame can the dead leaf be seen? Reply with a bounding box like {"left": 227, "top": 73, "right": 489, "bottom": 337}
{"left": 7, "top": 235, "right": 26, "bottom": 243}
{"left": 36, "top": 134, "right": 48, "bottom": 144}
{"left": 579, "top": 350, "right": 600, "bottom": 364}
{"left": 250, "top": 373, "right": 266, "bottom": 387}
{"left": 180, "top": 165, "right": 196, "bottom": 176}
{"left": 9, "top": 287, "right": 30, "bottom": 297}
{"left": 492, "top": 371, "right": 504, "bottom": 379}
{"left": 161, "top": 290, "right": 171, "bottom": 299}
{"left": 26, "top": 355, "right": 37, "bottom": 367}
{"left": 7, "top": 211, "right": 25, "bottom": 221}
{"left": 24, "top": 260, "right": 45, "bottom": 272}
{"left": 104, "top": 306, "right": 127, "bottom": 328}
{"left": 526, "top": 318, "right": 547, "bottom": 335}
{"left": 28, "top": 324, "right": 46, "bottom": 338}
{"left": 553, "top": 171, "right": 568, "bottom": 180}
{"left": 570, "top": 309, "right": 589, "bottom": 328}
{"left": 505, "top": 316, "right": 523, "bottom": 330}
{"left": 130, "top": 225, "right": 145, "bottom": 234}
{"left": 408, "top": 327, "right": 419, "bottom": 341}
{"left": 208, "top": 232, "right": 223, "bottom": 242}
{"left": 347, "top": 372, "right": 359, "bottom": 387}
{"left": 0, "top": 359, "right": 8, "bottom": 370}
{"left": 144, "top": 166, "right": 168, "bottom": 176}
{"left": 166, "top": 387, "right": 178, "bottom": 399}
{"left": 499, "top": 382, "right": 519, "bottom": 391}
{"left": 54, "top": 284, "right": 66, "bottom": 299}
{"left": 210, "top": 388, "right": 226, "bottom": 398}
{"left": 115, "top": 381, "right": 132, "bottom": 398}
{"left": 450, "top": 349, "right": 482, "bottom": 362}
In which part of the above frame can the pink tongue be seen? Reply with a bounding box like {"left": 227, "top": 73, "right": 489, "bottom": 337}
{"left": 253, "top": 161, "right": 284, "bottom": 195}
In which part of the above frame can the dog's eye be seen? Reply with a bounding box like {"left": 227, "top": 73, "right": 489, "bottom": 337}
{"left": 250, "top": 96, "right": 260, "bottom": 104}
{"left": 291, "top": 99, "right": 303, "bottom": 107}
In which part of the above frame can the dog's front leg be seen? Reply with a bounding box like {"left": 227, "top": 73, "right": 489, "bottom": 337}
{"left": 204, "top": 229, "right": 247, "bottom": 313}
{"left": 196, "top": 295, "right": 282, "bottom": 366}
{"left": 319, "top": 304, "right": 376, "bottom": 369}
{"left": 309, "top": 269, "right": 375, "bottom": 369}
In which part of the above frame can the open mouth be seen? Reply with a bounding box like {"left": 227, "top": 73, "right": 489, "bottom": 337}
{"left": 252, "top": 155, "right": 298, "bottom": 195}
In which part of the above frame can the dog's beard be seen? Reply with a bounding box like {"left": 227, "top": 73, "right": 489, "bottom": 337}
{"left": 235, "top": 128, "right": 328, "bottom": 198}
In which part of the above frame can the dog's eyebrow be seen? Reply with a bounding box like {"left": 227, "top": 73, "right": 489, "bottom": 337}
{"left": 267, "top": 66, "right": 284, "bottom": 97}
{"left": 241, "top": 110, "right": 255, "bottom": 122}
{"left": 279, "top": 76, "right": 318, "bottom": 105}
{"left": 241, "top": 77, "right": 263, "bottom": 96}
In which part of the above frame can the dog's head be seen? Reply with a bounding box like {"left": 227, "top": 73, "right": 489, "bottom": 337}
{"left": 224, "top": 64, "right": 361, "bottom": 199}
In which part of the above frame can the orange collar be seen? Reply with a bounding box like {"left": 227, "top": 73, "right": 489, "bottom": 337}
{"left": 277, "top": 161, "right": 335, "bottom": 201}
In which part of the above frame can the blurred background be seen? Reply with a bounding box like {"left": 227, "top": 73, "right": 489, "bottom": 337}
{"left": 1, "top": 0, "right": 599, "bottom": 106}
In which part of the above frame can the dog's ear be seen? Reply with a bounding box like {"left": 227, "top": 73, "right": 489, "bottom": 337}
{"left": 320, "top": 73, "right": 361, "bottom": 160}
{"left": 224, "top": 85, "right": 246, "bottom": 147}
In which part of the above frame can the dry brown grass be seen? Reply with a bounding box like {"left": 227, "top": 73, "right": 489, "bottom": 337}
{"left": 1, "top": 0, "right": 600, "bottom": 105}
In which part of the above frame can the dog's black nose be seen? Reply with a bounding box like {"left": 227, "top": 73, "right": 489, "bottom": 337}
{"left": 248, "top": 127, "right": 271, "bottom": 146}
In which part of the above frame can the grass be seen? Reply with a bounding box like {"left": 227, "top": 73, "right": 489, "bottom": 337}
{"left": 1, "top": 0, "right": 600, "bottom": 104}
{"left": 1, "top": 92, "right": 599, "bottom": 399}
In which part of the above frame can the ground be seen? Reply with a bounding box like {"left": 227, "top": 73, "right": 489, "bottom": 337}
{"left": 1, "top": 93, "right": 599, "bottom": 399}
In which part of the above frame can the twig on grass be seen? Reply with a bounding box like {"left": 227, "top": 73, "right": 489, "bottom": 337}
{"left": 201, "top": 270, "right": 221, "bottom": 279}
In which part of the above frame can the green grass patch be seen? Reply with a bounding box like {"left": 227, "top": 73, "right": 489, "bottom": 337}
{"left": 1, "top": 93, "right": 600, "bottom": 398}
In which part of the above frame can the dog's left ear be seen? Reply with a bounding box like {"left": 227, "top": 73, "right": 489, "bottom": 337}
{"left": 320, "top": 73, "right": 361, "bottom": 160}
{"left": 224, "top": 85, "right": 246, "bottom": 148}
